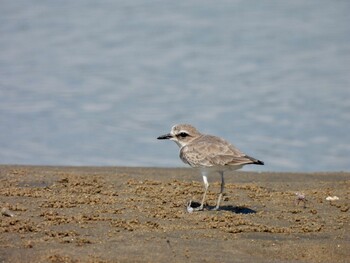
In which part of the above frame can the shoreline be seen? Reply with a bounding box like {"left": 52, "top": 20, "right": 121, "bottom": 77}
{"left": 1, "top": 165, "right": 349, "bottom": 262}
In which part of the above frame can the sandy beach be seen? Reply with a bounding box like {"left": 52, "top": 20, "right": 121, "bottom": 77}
{"left": 0, "top": 165, "right": 349, "bottom": 262}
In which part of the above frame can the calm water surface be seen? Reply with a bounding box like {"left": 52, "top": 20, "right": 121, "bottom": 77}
{"left": 1, "top": 1, "right": 349, "bottom": 171}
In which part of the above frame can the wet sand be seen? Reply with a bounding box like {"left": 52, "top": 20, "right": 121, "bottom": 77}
{"left": 0, "top": 165, "right": 349, "bottom": 262}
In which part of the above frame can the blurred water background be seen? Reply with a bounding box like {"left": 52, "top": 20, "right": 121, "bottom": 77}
{"left": 1, "top": 0, "right": 349, "bottom": 172}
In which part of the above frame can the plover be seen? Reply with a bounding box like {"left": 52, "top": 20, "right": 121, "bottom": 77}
{"left": 157, "top": 124, "right": 264, "bottom": 211}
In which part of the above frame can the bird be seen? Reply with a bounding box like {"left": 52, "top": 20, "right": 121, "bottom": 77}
{"left": 157, "top": 124, "right": 264, "bottom": 211}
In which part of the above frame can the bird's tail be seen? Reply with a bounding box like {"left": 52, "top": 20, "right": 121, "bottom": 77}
{"left": 245, "top": 155, "right": 264, "bottom": 165}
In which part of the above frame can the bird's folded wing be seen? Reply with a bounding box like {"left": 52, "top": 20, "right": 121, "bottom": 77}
{"left": 180, "top": 135, "right": 255, "bottom": 167}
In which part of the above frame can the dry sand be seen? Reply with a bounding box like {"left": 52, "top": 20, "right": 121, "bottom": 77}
{"left": 0, "top": 165, "right": 349, "bottom": 262}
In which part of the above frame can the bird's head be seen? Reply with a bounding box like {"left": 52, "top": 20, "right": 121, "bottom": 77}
{"left": 157, "top": 124, "right": 202, "bottom": 147}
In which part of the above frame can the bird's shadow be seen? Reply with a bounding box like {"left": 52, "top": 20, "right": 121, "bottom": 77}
{"left": 215, "top": 205, "right": 256, "bottom": 214}
{"left": 189, "top": 202, "right": 256, "bottom": 214}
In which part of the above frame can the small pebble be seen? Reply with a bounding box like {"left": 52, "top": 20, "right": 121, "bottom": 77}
{"left": 1, "top": 207, "right": 15, "bottom": 217}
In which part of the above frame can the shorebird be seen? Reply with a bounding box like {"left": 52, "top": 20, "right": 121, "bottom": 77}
{"left": 157, "top": 124, "right": 264, "bottom": 211}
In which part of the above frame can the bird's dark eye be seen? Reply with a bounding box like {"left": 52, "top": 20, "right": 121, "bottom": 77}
{"left": 178, "top": 132, "right": 189, "bottom": 138}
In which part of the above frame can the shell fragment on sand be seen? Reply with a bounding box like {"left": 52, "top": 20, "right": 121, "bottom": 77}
{"left": 326, "top": 196, "right": 339, "bottom": 201}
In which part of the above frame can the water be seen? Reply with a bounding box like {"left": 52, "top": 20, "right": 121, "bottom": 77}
{"left": 1, "top": 0, "right": 349, "bottom": 172}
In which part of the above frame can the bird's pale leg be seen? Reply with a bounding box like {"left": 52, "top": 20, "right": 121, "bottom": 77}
{"left": 212, "top": 171, "right": 225, "bottom": 210}
{"left": 194, "top": 172, "right": 209, "bottom": 211}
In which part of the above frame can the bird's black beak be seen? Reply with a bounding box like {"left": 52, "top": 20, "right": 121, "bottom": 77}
{"left": 157, "top": 133, "right": 173, "bottom": 140}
